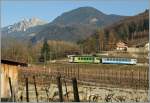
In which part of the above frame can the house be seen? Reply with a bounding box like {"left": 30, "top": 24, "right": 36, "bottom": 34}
{"left": 116, "top": 41, "right": 128, "bottom": 51}
{"left": 144, "top": 43, "right": 149, "bottom": 51}
{"left": 127, "top": 43, "right": 149, "bottom": 53}
{"left": 1, "top": 59, "right": 27, "bottom": 101}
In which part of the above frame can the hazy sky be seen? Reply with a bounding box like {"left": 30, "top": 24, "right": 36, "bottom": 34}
{"left": 1, "top": 0, "right": 149, "bottom": 27}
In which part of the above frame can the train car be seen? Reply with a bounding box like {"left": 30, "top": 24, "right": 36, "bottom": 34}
{"left": 68, "top": 55, "right": 100, "bottom": 63}
{"left": 102, "top": 57, "right": 137, "bottom": 65}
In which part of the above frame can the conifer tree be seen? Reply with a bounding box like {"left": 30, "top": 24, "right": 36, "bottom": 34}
{"left": 41, "top": 39, "right": 50, "bottom": 62}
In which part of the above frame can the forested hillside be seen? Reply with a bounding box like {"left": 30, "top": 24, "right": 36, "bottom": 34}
{"left": 78, "top": 10, "right": 149, "bottom": 53}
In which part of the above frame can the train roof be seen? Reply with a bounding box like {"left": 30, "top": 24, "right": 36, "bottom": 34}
{"left": 102, "top": 57, "right": 137, "bottom": 59}
{"left": 69, "top": 55, "right": 94, "bottom": 57}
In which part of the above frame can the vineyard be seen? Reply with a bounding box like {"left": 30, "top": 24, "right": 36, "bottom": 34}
{"left": 16, "top": 63, "right": 149, "bottom": 102}
{"left": 19, "top": 63, "right": 149, "bottom": 90}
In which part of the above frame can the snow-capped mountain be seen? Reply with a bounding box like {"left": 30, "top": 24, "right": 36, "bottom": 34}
{"left": 2, "top": 17, "right": 48, "bottom": 34}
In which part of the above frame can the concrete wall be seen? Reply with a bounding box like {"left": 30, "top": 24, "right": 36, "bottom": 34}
{"left": 1, "top": 64, "right": 18, "bottom": 98}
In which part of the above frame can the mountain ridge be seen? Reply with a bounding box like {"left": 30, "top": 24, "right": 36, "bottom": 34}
{"left": 2, "top": 7, "right": 131, "bottom": 43}
{"left": 52, "top": 7, "right": 125, "bottom": 26}
{"left": 30, "top": 7, "right": 126, "bottom": 43}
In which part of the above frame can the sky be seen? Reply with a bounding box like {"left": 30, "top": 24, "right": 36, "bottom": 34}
{"left": 1, "top": 0, "right": 149, "bottom": 27}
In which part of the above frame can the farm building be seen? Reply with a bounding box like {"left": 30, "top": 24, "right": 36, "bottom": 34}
{"left": 127, "top": 47, "right": 146, "bottom": 53}
{"left": 1, "top": 59, "right": 27, "bottom": 101}
{"left": 116, "top": 41, "right": 128, "bottom": 51}
{"left": 127, "top": 43, "right": 149, "bottom": 53}
{"left": 144, "top": 43, "right": 149, "bottom": 51}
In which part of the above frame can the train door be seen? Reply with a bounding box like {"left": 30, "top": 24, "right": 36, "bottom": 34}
{"left": 94, "top": 57, "right": 100, "bottom": 63}
{"left": 69, "top": 56, "right": 74, "bottom": 62}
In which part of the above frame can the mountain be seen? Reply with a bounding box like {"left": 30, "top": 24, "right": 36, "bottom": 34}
{"left": 52, "top": 7, "right": 124, "bottom": 26}
{"left": 2, "top": 7, "right": 125, "bottom": 43}
{"left": 30, "top": 7, "right": 125, "bottom": 43}
{"left": 2, "top": 17, "right": 48, "bottom": 39}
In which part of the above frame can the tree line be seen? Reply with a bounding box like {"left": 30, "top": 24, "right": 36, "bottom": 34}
{"left": 1, "top": 37, "right": 79, "bottom": 64}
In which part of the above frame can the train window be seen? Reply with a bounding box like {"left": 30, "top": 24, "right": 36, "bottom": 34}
{"left": 123, "top": 58, "right": 125, "bottom": 61}
{"left": 78, "top": 58, "right": 80, "bottom": 60}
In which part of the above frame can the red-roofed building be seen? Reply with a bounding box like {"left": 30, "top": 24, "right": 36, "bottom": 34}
{"left": 116, "top": 41, "right": 128, "bottom": 51}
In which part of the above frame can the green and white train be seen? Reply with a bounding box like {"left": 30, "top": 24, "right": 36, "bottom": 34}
{"left": 68, "top": 55, "right": 137, "bottom": 65}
